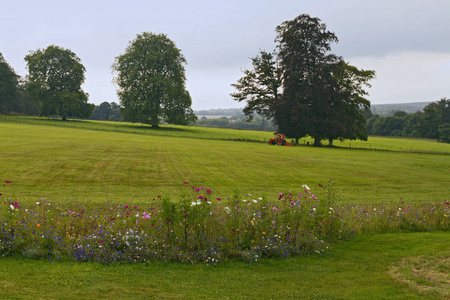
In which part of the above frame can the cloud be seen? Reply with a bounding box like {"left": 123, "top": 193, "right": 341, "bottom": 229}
{"left": 348, "top": 51, "right": 450, "bottom": 104}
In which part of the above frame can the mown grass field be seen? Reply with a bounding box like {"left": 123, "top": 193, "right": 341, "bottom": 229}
{"left": 1, "top": 117, "right": 449, "bottom": 299}
{"left": 1, "top": 117, "right": 449, "bottom": 203}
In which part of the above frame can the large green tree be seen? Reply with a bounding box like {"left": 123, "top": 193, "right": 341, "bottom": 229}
{"left": 232, "top": 14, "right": 375, "bottom": 146}
{"left": 25, "top": 45, "right": 93, "bottom": 120}
{"left": 0, "top": 53, "right": 19, "bottom": 114}
{"left": 112, "top": 32, "right": 196, "bottom": 128}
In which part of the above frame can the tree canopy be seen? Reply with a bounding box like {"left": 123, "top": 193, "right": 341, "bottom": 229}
{"left": 25, "top": 45, "right": 93, "bottom": 120}
{"left": 231, "top": 14, "right": 375, "bottom": 146}
{"left": 112, "top": 32, "right": 196, "bottom": 128}
{"left": 0, "top": 53, "right": 19, "bottom": 114}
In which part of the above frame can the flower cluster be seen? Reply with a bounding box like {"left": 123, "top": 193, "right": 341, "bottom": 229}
{"left": 0, "top": 180, "right": 448, "bottom": 264}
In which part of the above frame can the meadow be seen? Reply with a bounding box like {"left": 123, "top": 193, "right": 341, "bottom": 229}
{"left": 1, "top": 117, "right": 449, "bottom": 298}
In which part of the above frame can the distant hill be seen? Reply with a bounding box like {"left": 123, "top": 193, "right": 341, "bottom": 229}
{"left": 195, "top": 102, "right": 433, "bottom": 118}
{"left": 370, "top": 102, "right": 432, "bottom": 116}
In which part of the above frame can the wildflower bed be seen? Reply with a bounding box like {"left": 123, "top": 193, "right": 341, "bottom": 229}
{"left": 1, "top": 181, "right": 449, "bottom": 264}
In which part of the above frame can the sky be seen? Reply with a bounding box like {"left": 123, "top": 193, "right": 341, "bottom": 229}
{"left": 1, "top": 0, "right": 450, "bottom": 110}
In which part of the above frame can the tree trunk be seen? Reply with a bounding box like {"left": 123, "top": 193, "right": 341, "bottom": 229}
{"left": 328, "top": 138, "right": 333, "bottom": 146}
{"left": 151, "top": 124, "right": 159, "bottom": 129}
{"left": 61, "top": 116, "right": 67, "bottom": 121}
{"left": 314, "top": 137, "right": 321, "bottom": 147}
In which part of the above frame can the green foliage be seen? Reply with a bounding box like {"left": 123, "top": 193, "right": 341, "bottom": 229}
{"left": 0, "top": 53, "right": 19, "bottom": 114}
{"left": 90, "top": 101, "right": 122, "bottom": 121}
{"left": 439, "top": 123, "right": 450, "bottom": 143}
{"left": 24, "top": 45, "right": 93, "bottom": 120}
{"left": 230, "top": 50, "right": 281, "bottom": 121}
{"left": 367, "top": 98, "right": 450, "bottom": 142}
{"left": 112, "top": 32, "right": 196, "bottom": 128}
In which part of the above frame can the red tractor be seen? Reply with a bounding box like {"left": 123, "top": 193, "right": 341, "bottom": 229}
{"left": 269, "top": 133, "right": 294, "bottom": 146}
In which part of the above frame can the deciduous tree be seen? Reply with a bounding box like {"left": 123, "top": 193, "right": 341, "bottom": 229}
{"left": 231, "top": 14, "right": 375, "bottom": 146}
{"left": 112, "top": 32, "right": 196, "bottom": 128}
{"left": 25, "top": 45, "right": 93, "bottom": 120}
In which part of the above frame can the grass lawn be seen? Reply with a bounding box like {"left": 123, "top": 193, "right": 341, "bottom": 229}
{"left": 1, "top": 118, "right": 449, "bottom": 203}
{"left": 1, "top": 117, "right": 449, "bottom": 299}
{"left": 0, "top": 232, "right": 448, "bottom": 299}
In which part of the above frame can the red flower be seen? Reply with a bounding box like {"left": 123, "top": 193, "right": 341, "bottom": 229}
{"left": 99, "top": 240, "right": 104, "bottom": 243}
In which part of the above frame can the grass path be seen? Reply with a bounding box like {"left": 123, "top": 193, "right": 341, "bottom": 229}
{"left": 0, "top": 232, "right": 448, "bottom": 299}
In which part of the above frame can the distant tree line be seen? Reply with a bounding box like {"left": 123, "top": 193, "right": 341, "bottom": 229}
{"left": 196, "top": 115, "right": 276, "bottom": 131}
{"left": 90, "top": 101, "right": 122, "bottom": 121}
{"left": 366, "top": 98, "right": 450, "bottom": 143}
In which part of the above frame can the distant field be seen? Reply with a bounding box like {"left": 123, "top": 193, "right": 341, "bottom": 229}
{"left": 1, "top": 117, "right": 449, "bottom": 204}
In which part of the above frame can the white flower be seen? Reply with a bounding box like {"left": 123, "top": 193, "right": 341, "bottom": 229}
{"left": 302, "top": 184, "right": 311, "bottom": 191}
{"left": 136, "top": 213, "right": 139, "bottom": 217}
{"left": 252, "top": 199, "right": 258, "bottom": 204}
{"left": 9, "top": 205, "right": 14, "bottom": 210}
{"left": 312, "top": 208, "right": 316, "bottom": 211}
{"left": 36, "top": 202, "right": 40, "bottom": 205}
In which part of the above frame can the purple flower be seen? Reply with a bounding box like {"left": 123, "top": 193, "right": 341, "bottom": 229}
{"left": 183, "top": 181, "right": 189, "bottom": 184}
{"left": 206, "top": 189, "right": 212, "bottom": 194}
{"left": 278, "top": 193, "right": 283, "bottom": 200}
{"left": 198, "top": 195, "right": 204, "bottom": 200}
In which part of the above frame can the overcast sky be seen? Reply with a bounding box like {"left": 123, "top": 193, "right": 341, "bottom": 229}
{"left": 2, "top": 0, "right": 450, "bottom": 110}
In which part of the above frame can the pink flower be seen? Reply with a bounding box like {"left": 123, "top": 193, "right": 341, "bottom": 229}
{"left": 217, "top": 198, "right": 221, "bottom": 201}
{"left": 278, "top": 193, "right": 283, "bottom": 200}
{"left": 206, "top": 189, "right": 212, "bottom": 194}
{"left": 183, "top": 181, "right": 189, "bottom": 184}
{"left": 272, "top": 207, "right": 278, "bottom": 212}
{"left": 99, "top": 240, "right": 104, "bottom": 243}
{"left": 4, "top": 180, "right": 11, "bottom": 184}
{"left": 318, "top": 184, "right": 323, "bottom": 188}
{"left": 198, "top": 195, "right": 204, "bottom": 200}
{"left": 195, "top": 188, "right": 200, "bottom": 192}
